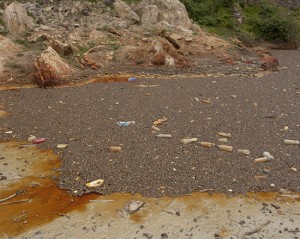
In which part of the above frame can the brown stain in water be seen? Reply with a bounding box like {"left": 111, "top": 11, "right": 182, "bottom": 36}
{"left": 0, "top": 141, "right": 97, "bottom": 237}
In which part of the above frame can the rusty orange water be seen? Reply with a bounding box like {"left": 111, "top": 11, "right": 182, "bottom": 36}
{"left": 0, "top": 141, "right": 97, "bottom": 236}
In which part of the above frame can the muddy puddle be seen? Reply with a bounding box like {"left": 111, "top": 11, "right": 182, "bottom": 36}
{"left": 1, "top": 141, "right": 300, "bottom": 238}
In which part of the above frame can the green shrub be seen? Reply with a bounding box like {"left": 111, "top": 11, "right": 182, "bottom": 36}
{"left": 242, "top": 1, "right": 300, "bottom": 45}
{"left": 181, "top": 0, "right": 235, "bottom": 31}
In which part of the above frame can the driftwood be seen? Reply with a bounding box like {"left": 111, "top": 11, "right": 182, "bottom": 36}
{"left": 241, "top": 220, "right": 271, "bottom": 238}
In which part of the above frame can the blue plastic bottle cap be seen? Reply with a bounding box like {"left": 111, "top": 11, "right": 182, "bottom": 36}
{"left": 128, "top": 77, "right": 137, "bottom": 82}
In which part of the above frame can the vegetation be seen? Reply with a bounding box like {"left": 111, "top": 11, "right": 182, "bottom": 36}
{"left": 180, "top": 0, "right": 300, "bottom": 48}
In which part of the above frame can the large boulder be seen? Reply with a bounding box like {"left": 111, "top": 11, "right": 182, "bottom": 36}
{"left": 0, "top": 35, "right": 20, "bottom": 75}
{"left": 120, "top": 38, "right": 190, "bottom": 68}
{"left": 34, "top": 47, "right": 73, "bottom": 86}
{"left": 135, "top": 0, "right": 192, "bottom": 30}
{"left": 2, "top": 2, "right": 35, "bottom": 36}
{"left": 113, "top": 0, "right": 140, "bottom": 24}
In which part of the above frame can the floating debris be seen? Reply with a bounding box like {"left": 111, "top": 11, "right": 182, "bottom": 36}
{"left": 284, "top": 139, "right": 300, "bottom": 145}
{"left": 201, "top": 99, "right": 211, "bottom": 104}
{"left": 263, "top": 152, "right": 274, "bottom": 160}
{"left": 194, "top": 97, "right": 200, "bottom": 102}
{"left": 291, "top": 167, "right": 298, "bottom": 172}
{"left": 217, "top": 145, "right": 233, "bottom": 152}
{"left": 135, "top": 84, "right": 160, "bottom": 88}
{"left": 154, "top": 117, "right": 168, "bottom": 126}
{"left": 86, "top": 179, "right": 104, "bottom": 188}
{"left": 218, "top": 138, "right": 228, "bottom": 143}
{"left": 156, "top": 134, "right": 172, "bottom": 138}
{"left": 117, "top": 121, "right": 136, "bottom": 126}
{"left": 254, "top": 157, "right": 268, "bottom": 163}
{"left": 284, "top": 126, "right": 289, "bottom": 131}
{"left": 27, "top": 135, "right": 36, "bottom": 142}
{"left": 181, "top": 138, "right": 198, "bottom": 145}
{"left": 5, "top": 131, "right": 13, "bottom": 134}
{"left": 32, "top": 138, "right": 47, "bottom": 144}
{"left": 200, "top": 142, "right": 215, "bottom": 148}
{"left": 56, "top": 144, "right": 68, "bottom": 149}
{"left": 217, "top": 132, "right": 231, "bottom": 138}
{"left": 151, "top": 125, "right": 160, "bottom": 131}
{"left": 109, "top": 146, "right": 122, "bottom": 152}
{"left": 238, "top": 149, "right": 250, "bottom": 155}
{"left": 128, "top": 77, "right": 137, "bottom": 83}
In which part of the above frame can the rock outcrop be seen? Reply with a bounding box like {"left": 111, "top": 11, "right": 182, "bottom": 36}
{"left": 2, "top": 2, "right": 35, "bottom": 36}
{"left": 113, "top": 0, "right": 140, "bottom": 24}
{"left": 34, "top": 47, "right": 73, "bottom": 86}
{"left": 135, "top": 0, "right": 192, "bottom": 30}
{"left": 0, "top": 35, "right": 20, "bottom": 75}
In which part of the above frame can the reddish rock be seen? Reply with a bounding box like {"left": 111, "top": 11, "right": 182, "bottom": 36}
{"left": 261, "top": 56, "right": 279, "bottom": 70}
{"left": 34, "top": 47, "right": 73, "bottom": 86}
{"left": 151, "top": 52, "right": 166, "bottom": 65}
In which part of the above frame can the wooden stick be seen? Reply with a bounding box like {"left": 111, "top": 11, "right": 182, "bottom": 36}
{"left": 0, "top": 199, "right": 30, "bottom": 206}
{"left": 0, "top": 193, "right": 16, "bottom": 203}
{"left": 241, "top": 220, "right": 270, "bottom": 238}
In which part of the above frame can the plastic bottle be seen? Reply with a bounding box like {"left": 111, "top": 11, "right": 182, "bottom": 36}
{"left": 117, "top": 121, "right": 136, "bottom": 126}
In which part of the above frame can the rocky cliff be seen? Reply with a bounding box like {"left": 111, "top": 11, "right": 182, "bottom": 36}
{"left": 0, "top": 0, "right": 270, "bottom": 87}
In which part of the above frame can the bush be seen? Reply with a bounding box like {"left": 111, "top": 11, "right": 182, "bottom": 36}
{"left": 181, "top": 0, "right": 235, "bottom": 30}
{"left": 242, "top": 1, "right": 300, "bottom": 46}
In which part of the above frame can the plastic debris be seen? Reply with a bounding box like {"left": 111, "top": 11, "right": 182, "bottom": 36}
{"left": 263, "top": 152, "right": 274, "bottom": 160}
{"left": 27, "top": 135, "right": 36, "bottom": 142}
{"left": 200, "top": 142, "right": 215, "bottom": 148}
{"left": 156, "top": 134, "right": 172, "bottom": 138}
{"left": 218, "top": 138, "right": 228, "bottom": 143}
{"left": 284, "top": 126, "right": 289, "bottom": 131}
{"left": 151, "top": 125, "right": 160, "bottom": 131}
{"left": 217, "top": 145, "right": 233, "bottom": 152}
{"left": 5, "top": 131, "right": 13, "bottom": 134}
{"left": 201, "top": 99, "right": 211, "bottom": 104}
{"left": 181, "top": 138, "right": 198, "bottom": 145}
{"left": 194, "top": 97, "right": 200, "bottom": 102}
{"left": 109, "top": 146, "right": 122, "bottom": 152}
{"left": 124, "top": 201, "right": 145, "bottom": 214}
{"left": 217, "top": 132, "right": 231, "bottom": 138}
{"left": 291, "top": 167, "right": 298, "bottom": 172}
{"left": 57, "top": 144, "right": 68, "bottom": 149}
{"left": 117, "top": 121, "right": 136, "bottom": 126}
{"left": 86, "top": 179, "right": 104, "bottom": 188}
{"left": 154, "top": 117, "right": 168, "bottom": 126}
{"left": 128, "top": 77, "right": 137, "bottom": 83}
{"left": 32, "top": 138, "right": 47, "bottom": 144}
{"left": 284, "top": 139, "right": 300, "bottom": 145}
{"left": 254, "top": 157, "right": 268, "bottom": 163}
{"left": 238, "top": 149, "right": 250, "bottom": 155}
{"left": 135, "top": 84, "right": 160, "bottom": 88}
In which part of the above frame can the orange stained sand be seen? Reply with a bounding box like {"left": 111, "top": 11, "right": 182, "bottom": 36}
{"left": 0, "top": 141, "right": 97, "bottom": 236}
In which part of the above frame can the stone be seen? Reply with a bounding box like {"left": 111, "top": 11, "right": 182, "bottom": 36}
{"left": 135, "top": 0, "right": 191, "bottom": 30}
{"left": 34, "top": 46, "right": 73, "bottom": 86}
{"left": 113, "top": 0, "right": 140, "bottom": 24}
{"left": 0, "top": 35, "right": 20, "bottom": 75}
{"left": 3, "top": 2, "right": 35, "bottom": 36}
{"left": 140, "top": 5, "right": 158, "bottom": 28}
{"left": 261, "top": 56, "right": 279, "bottom": 70}
{"left": 124, "top": 201, "right": 145, "bottom": 214}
